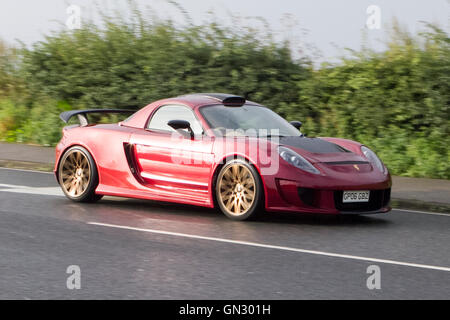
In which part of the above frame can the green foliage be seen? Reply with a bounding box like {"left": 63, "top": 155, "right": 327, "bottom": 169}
{"left": 0, "top": 9, "right": 448, "bottom": 179}
{"left": 0, "top": 40, "right": 23, "bottom": 98}
{"left": 20, "top": 16, "right": 306, "bottom": 110}
{"left": 0, "top": 98, "right": 28, "bottom": 142}
{"left": 0, "top": 97, "right": 65, "bottom": 146}
{"left": 20, "top": 99, "right": 65, "bottom": 146}
{"left": 289, "top": 23, "right": 449, "bottom": 179}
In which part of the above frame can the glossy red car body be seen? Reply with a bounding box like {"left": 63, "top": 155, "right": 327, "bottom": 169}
{"left": 55, "top": 94, "right": 392, "bottom": 215}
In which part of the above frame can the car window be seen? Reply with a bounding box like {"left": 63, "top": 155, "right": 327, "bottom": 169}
{"left": 147, "top": 105, "right": 203, "bottom": 135}
{"left": 200, "top": 104, "right": 301, "bottom": 137}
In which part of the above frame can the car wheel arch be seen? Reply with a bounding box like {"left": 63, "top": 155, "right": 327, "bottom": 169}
{"left": 56, "top": 143, "right": 100, "bottom": 184}
{"left": 210, "top": 154, "right": 267, "bottom": 209}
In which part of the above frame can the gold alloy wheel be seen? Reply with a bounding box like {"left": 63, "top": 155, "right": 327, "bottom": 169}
{"left": 218, "top": 163, "right": 256, "bottom": 216}
{"left": 60, "top": 150, "right": 91, "bottom": 198}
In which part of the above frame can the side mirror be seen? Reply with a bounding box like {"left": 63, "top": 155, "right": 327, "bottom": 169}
{"left": 290, "top": 121, "right": 302, "bottom": 130}
{"left": 167, "top": 120, "right": 194, "bottom": 139}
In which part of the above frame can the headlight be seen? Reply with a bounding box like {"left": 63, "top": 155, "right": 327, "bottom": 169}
{"left": 278, "top": 146, "right": 320, "bottom": 174}
{"left": 361, "top": 146, "right": 385, "bottom": 173}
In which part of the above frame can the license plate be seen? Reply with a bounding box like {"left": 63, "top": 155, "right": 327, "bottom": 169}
{"left": 342, "top": 190, "right": 370, "bottom": 203}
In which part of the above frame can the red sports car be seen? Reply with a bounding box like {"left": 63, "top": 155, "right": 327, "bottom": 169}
{"left": 55, "top": 93, "right": 391, "bottom": 220}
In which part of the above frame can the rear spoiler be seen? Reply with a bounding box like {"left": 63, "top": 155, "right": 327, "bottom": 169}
{"left": 59, "top": 109, "right": 135, "bottom": 126}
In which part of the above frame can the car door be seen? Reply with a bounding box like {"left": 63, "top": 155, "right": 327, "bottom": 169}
{"left": 129, "top": 104, "right": 214, "bottom": 201}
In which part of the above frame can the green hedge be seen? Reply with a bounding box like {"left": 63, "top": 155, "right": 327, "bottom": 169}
{"left": 21, "top": 19, "right": 306, "bottom": 110}
{"left": 287, "top": 25, "right": 449, "bottom": 178}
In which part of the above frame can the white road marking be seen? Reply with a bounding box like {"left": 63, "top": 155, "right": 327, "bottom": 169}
{"left": 393, "top": 208, "right": 449, "bottom": 217}
{"left": 0, "top": 167, "right": 54, "bottom": 174}
{"left": 0, "top": 183, "right": 63, "bottom": 197}
{"left": 88, "top": 222, "right": 450, "bottom": 272}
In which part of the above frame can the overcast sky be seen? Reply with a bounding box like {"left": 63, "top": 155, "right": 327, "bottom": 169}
{"left": 0, "top": 0, "right": 449, "bottom": 62}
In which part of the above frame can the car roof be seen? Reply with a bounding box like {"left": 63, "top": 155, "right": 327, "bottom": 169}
{"left": 121, "top": 93, "right": 260, "bottom": 128}
{"left": 167, "top": 93, "right": 260, "bottom": 108}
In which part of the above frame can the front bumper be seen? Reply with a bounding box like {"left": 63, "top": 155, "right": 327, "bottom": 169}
{"left": 265, "top": 177, "right": 391, "bottom": 215}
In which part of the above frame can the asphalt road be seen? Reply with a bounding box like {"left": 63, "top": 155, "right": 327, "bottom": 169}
{"left": 0, "top": 167, "right": 449, "bottom": 299}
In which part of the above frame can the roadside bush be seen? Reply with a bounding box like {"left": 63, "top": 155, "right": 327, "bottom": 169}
{"left": 289, "top": 24, "right": 449, "bottom": 179}
{"left": 20, "top": 16, "right": 307, "bottom": 111}
{"left": 0, "top": 98, "right": 67, "bottom": 146}
{"left": 19, "top": 100, "right": 66, "bottom": 146}
{"left": 0, "top": 98, "right": 28, "bottom": 142}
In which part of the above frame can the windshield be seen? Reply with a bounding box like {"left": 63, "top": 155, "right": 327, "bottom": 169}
{"left": 199, "top": 104, "right": 301, "bottom": 137}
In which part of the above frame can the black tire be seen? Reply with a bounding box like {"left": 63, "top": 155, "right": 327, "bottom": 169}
{"left": 215, "top": 159, "right": 264, "bottom": 221}
{"left": 58, "top": 146, "right": 103, "bottom": 203}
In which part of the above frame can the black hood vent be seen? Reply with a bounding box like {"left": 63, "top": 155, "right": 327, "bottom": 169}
{"left": 279, "top": 137, "right": 351, "bottom": 153}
